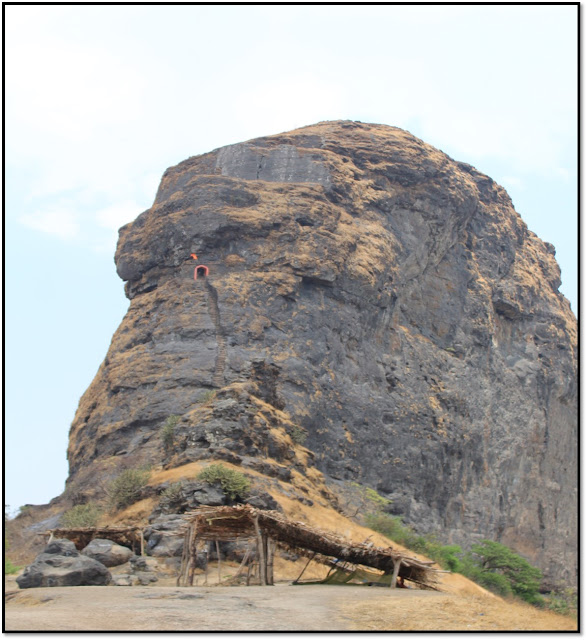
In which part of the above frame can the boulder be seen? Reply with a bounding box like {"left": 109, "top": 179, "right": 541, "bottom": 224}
{"left": 81, "top": 538, "right": 133, "bottom": 567}
{"left": 243, "top": 491, "right": 280, "bottom": 511}
{"left": 44, "top": 539, "right": 78, "bottom": 556}
{"left": 144, "top": 515, "right": 186, "bottom": 557}
{"left": 16, "top": 539, "right": 111, "bottom": 588}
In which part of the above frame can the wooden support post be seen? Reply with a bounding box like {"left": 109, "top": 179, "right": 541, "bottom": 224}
{"left": 253, "top": 516, "right": 267, "bottom": 585}
{"left": 203, "top": 546, "right": 209, "bottom": 586}
{"left": 140, "top": 530, "right": 145, "bottom": 557}
{"left": 293, "top": 552, "right": 316, "bottom": 584}
{"left": 236, "top": 546, "right": 252, "bottom": 577}
{"left": 216, "top": 540, "right": 222, "bottom": 585}
{"left": 188, "top": 530, "right": 198, "bottom": 586}
{"left": 177, "top": 528, "right": 190, "bottom": 586}
{"left": 390, "top": 558, "right": 402, "bottom": 589}
{"left": 266, "top": 538, "right": 275, "bottom": 586}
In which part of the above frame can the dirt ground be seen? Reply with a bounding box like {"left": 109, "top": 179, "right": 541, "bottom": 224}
{"left": 4, "top": 575, "right": 576, "bottom": 632}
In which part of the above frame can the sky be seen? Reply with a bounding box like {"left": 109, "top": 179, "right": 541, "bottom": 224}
{"left": 5, "top": 5, "right": 578, "bottom": 513}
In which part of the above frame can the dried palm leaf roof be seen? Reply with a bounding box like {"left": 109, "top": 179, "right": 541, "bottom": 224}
{"left": 181, "top": 505, "right": 442, "bottom": 588}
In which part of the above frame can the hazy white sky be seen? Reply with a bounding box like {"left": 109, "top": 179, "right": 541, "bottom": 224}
{"left": 5, "top": 5, "right": 578, "bottom": 511}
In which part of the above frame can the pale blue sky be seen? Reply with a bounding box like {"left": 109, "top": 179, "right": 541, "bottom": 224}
{"left": 5, "top": 5, "right": 578, "bottom": 512}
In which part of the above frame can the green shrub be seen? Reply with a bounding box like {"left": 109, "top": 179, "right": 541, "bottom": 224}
{"left": 61, "top": 503, "right": 102, "bottom": 528}
{"left": 365, "top": 512, "right": 462, "bottom": 571}
{"left": 199, "top": 390, "right": 217, "bottom": 404}
{"left": 289, "top": 424, "right": 307, "bottom": 445}
{"left": 107, "top": 467, "right": 151, "bottom": 511}
{"left": 161, "top": 415, "right": 180, "bottom": 453}
{"left": 366, "top": 517, "right": 546, "bottom": 608}
{"left": 160, "top": 482, "right": 183, "bottom": 502}
{"left": 197, "top": 463, "right": 251, "bottom": 500}
{"left": 545, "top": 587, "right": 577, "bottom": 618}
{"left": 4, "top": 556, "right": 19, "bottom": 575}
{"left": 365, "top": 512, "right": 410, "bottom": 543}
{"left": 4, "top": 536, "right": 19, "bottom": 575}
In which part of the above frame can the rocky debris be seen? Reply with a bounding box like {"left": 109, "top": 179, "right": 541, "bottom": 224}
{"left": 16, "top": 539, "right": 111, "bottom": 588}
{"left": 152, "top": 477, "right": 281, "bottom": 519}
{"left": 110, "top": 555, "right": 159, "bottom": 586}
{"left": 81, "top": 538, "right": 133, "bottom": 567}
{"left": 64, "top": 121, "right": 577, "bottom": 587}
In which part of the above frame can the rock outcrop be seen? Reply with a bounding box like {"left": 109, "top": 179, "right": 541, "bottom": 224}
{"left": 65, "top": 121, "right": 577, "bottom": 586}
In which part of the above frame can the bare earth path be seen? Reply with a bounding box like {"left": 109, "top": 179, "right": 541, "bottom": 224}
{"left": 5, "top": 580, "right": 576, "bottom": 632}
{"left": 5, "top": 584, "right": 441, "bottom": 632}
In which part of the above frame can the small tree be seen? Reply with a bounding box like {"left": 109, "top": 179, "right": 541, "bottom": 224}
{"left": 463, "top": 540, "right": 543, "bottom": 604}
{"left": 106, "top": 467, "right": 151, "bottom": 511}
{"left": 197, "top": 464, "right": 251, "bottom": 500}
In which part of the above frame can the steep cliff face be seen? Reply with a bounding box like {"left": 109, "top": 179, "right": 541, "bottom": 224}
{"left": 66, "top": 121, "right": 577, "bottom": 585}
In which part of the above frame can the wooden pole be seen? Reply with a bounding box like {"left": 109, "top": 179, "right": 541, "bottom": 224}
{"left": 236, "top": 546, "right": 252, "bottom": 577}
{"left": 390, "top": 558, "right": 402, "bottom": 589}
{"left": 216, "top": 540, "right": 222, "bottom": 585}
{"left": 266, "top": 538, "right": 275, "bottom": 586}
{"left": 293, "top": 552, "right": 316, "bottom": 584}
{"left": 203, "top": 545, "right": 209, "bottom": 586}
{"left": 188, "top": 530, "right": 198, "bottom": 586}
{"left": 177, "top": 527, "right": 190, "bottom": 586}
{"left": 140, "top": 530, "right": 145, "bottom": 557}
{"left": 254, "top": 516, "right": 267, "bottom": 586}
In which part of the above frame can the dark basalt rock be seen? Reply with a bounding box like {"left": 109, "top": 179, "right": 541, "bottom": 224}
{"left": 17, "top": 539, "right": 111, "bottom": 588}
{"left": 64, "top": 121, "right": 577, "bottom": 587}
{"left": 81, "top": 538, "right": 133, "bottom": 567}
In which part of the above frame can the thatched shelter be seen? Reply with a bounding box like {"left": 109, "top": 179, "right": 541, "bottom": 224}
{"left": 45, "top": 527, "right": 145, "bottom": 555}
{"left": 178, "top": 505, "right": 442, "bottom": 589}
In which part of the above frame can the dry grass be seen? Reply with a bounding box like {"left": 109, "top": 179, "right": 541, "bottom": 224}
{"left": 345, "top": 591, "right": 577, "bottom": 632}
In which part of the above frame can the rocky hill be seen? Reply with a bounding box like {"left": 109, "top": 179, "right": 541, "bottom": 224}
{"left": 64, "top": 121, "right": 577, "bottom": 587}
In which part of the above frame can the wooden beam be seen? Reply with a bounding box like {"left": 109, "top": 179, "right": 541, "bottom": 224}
{"left": 390, "top": 558, "right": 402, "bottom": 589}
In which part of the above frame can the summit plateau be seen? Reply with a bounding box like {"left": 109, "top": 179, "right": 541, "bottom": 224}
{"left": 64, "top": 121, "right": 577, "bottom": 586}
